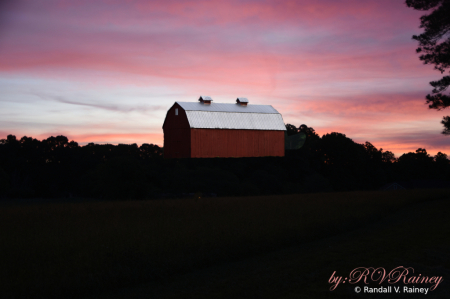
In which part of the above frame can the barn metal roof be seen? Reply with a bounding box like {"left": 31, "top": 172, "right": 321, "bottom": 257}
{"left": 176, "top": 102, "right": 279, "bottom": 114}
{"left": 236, "top": 97, "right": 249, "bottom": 103}
{"left": 174, "top": 102, "right": 286, "bottom": 131}
{"left": 185, "top": 111, "right": 286, "bottom": 130}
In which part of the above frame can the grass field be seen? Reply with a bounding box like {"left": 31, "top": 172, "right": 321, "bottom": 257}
{"left": 1, "top": 189, "right": 450, "bottom": 298}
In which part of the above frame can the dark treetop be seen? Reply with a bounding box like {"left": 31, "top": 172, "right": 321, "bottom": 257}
{"left": 406, "top": 0, "right": 450, "bottom": 134}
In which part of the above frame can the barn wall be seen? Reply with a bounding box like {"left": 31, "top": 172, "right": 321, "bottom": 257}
{"left": 163, "top": 103, "right": 191, "bottom": 158}
{"left": 191, "top": 129, "right": 284, "bottom": 158}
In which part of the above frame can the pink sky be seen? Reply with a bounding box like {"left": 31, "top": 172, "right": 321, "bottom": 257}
{"left": 0, "top": 0, "right": 448, "bottom": 157}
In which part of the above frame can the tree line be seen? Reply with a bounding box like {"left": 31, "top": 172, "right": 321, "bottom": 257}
{"left": 0, "top": 125, "right": 449, "bottom": 199}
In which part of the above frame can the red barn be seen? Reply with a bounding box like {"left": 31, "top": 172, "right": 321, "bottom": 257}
{"left": 163, "top": 96, "right": 286, "bottom": 158}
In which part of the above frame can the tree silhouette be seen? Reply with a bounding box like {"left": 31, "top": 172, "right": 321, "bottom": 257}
{"left": 298, "top": 124, "right": 320, "bottom": 142}
{"left": 406, "top": 0, "right": 450, "bottom": 134}
{"left": 285, "top": 124, "right": 298, "bottom": 136}
{"left": 397, "top": 148, "right": 435, "bottom": 179}
{"left": 1, "top": 132, "right": 450, "bottom": 198}
{"left": 434, "top": 151, "right": 449, "bottom": 163}
{"left": 381, "top": 151, "right": 396, "bottom": 163}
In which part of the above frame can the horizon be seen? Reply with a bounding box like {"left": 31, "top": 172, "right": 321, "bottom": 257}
{"left": 1, "top": 0, "right": 448, "bottom": 157}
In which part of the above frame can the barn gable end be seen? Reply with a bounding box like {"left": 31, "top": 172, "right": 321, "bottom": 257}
{"left": 162, "top": 103, "right": 191, "bottom": 158}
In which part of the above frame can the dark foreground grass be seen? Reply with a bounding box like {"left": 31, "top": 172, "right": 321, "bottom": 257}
{"left": 1, "top": 189, "right": 450, "bottom": 298}
{"left": 106, "top": 195, "right": 450, "bottom": 299}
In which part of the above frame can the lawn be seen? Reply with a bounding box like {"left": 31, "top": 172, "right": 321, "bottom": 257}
{"left": 1, "top": 189, "right": 449, "bottom": 298}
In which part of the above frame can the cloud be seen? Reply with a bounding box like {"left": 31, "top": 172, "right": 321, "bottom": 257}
{"left": 38, "top": 93, "right": 166, "bottom": 114}
{"left": 0, "top": 0, "right": 447, "bottom": 155}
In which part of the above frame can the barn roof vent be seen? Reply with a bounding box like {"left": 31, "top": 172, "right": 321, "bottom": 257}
{"left": 199, "top": 96, "right": 213, "bottom": 105}
{"left": 236, "top": 97, "right": 249, "bottom": 106}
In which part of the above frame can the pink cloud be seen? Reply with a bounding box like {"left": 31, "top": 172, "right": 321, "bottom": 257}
{"left": 1, "top": 0, "right": 447, "bottom": 156}
{"left": 288, "top": 93, "right": 432, "bottom": 119}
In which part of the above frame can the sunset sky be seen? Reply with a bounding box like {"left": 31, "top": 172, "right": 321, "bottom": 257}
{"left": 0, "top": 0, "right": 448, "bottom": 156}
